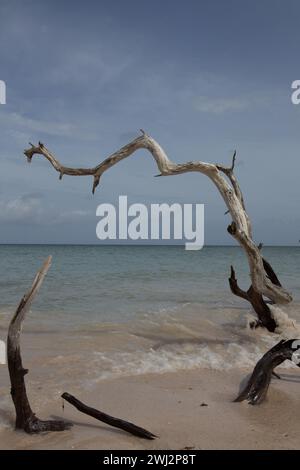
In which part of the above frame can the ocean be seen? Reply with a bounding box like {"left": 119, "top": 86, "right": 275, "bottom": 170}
{"left": 1, "top": 245, "right": 299, "bottom": 325}
{"left": 0, "top": 245, "right": 299, "bottom": 427}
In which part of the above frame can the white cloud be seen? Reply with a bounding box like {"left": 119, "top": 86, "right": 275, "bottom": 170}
{"left": 57, "top": 209, "right": 91, "bottom": 222}
{"left": 0, "top": 195, "right": 43, "bottom": 222}
{"left": 0, "top": 195, "right": 92, "bottom": 226}
{"left": 194, "top": 96, "right": 248, "bottom": 114}
{"left": 0, "top": 112, "right": 76, "bottom": 137}
{"left": 48, "top": 47, "right": 132, "bottom": 88}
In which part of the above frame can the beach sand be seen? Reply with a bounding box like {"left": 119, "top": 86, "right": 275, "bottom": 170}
{"left": 1, "top": 297, "right": 300, "bottom": 450}
{"left": 0, "top": 366, "right": 300, "bottom": 450}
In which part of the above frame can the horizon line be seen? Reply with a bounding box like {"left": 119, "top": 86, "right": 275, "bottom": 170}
{"left": 0, "top": 243, "right": 299, "bottom": 248}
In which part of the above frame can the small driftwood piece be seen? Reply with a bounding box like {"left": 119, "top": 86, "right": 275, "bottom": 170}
{"left": 234, "top": 339, "right": 300, "bottom": 405}
{"left": 7, "top": 256, "right": 72, "bottom": 433}
{"left": 61, "top": 392, "right": 157, "bottom": 440}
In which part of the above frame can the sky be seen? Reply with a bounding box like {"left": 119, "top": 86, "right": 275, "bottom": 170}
{"left": 0, "top": 0, "right": 300, "bottom": 245}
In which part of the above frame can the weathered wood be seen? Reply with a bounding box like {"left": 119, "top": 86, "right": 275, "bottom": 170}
{"left": 7, "top": 257, "right": 72, "bottom": 433}
{"left": 24, "top": 131, "right": 292, "bottom": 331}
{"left": 262, "top": 257, "right": 282, "bottom": 287}
{"left": 61, "top": 392, "right": 157, "bottom": 440}
{"left": 7, "top": 258, "right": 156, "bottom": 439}
{"left": 24, "top": 131, "right": 292, "bottom": 310}
{"left": 228, "top": 265, "right": 277, "bottom": 332}
{"left": 228, "top": 248, "right": 283, "bottom": 331}
{"left": 234, "top": 340, "right": 300, "bottom": 405}
{"left": 228, "top": 265, "right": 249, "bottom": 302}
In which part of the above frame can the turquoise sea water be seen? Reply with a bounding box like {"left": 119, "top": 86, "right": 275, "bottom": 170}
{"left": 0, "top": 245, "right": 300, "bottom": 428}
{"left": 0, "top": 245, "right": 299, "bottom": 327}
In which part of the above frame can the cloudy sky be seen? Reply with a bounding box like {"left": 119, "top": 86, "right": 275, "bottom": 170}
{"left": 0, "top": 0, "right": 299, "bottom": 244}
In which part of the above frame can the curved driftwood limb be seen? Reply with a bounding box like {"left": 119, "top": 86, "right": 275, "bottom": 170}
{"left": 228, "top": 266, "right": 277, "bottom": 332}
{"left": 7, "top": 257, "right": 72, "bottom": 433}
{"left": 216, "top": 151, "right": 249, "bottom": 233}
{"left": 228, "top": 253, "right": 283, "bottom": 331}
{"left": 234, "top": 339, "right": 300, "bottom": 405}
{"left": 228, "top": 265, "right": 249, "bottom": 301}
{"left": 247, "top": 286, "right": 276, "bottom": 332}
{"left": 227, "top": 222, "right": 291, "bottom": 305}
{"left": 61, "top": 392, "right": 157, "bottom": 440}
{"left": 24, "top": 131, "right": 292, "bottom": 309}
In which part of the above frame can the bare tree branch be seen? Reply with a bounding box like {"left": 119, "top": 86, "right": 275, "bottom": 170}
{"left": 7, "top": 257, "right": 72, "bottom": 433}
{"left": 228, "top": 265, "right": 277, "bottom": 331}
{"left": 228, "top": 265, "right": 249, "bottom": 301}
{"left": 217, "top": 151, "right": 246, "bottom": 212}
{"left": 24, "top": 130, "right": 292, "bottom": 307}
{"left": 62, "top": 392, "right": 157, "bottom": 440}
{"left": 234, "top": 340, "right": 300, "bottom": 405}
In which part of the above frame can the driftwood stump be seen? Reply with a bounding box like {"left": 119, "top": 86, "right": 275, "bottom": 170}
{"left": 228, "top": 265, "right": 277, "bottom": 332}
{"left": 7, "top": 256, "right": 71, "bottom": 433}
{"left": 7, "top": 256, "right": 156, "bottom": 439}
{"left": 234, "top": 339, "right": 300, "bottom": 405}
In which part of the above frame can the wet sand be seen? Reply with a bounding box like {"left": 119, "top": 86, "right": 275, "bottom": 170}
{"left": 1, "top": 300, "right": 300, "bottom": 450}
{"left": 1, "top": 367, "right": 300, "bottom": 450}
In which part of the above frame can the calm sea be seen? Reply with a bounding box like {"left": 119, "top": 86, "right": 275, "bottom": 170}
{"left": 0, "top": 245, "right": 299, "bottom": 327}
{"left": 0, "top": 244, "right": 300, "bottom": 421}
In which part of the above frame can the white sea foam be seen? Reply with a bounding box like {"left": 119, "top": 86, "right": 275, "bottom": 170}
{"left": 270, "top": 304, "right": 300, "bottom": 337}
{"left": 90, "top": 338, "right": 296, "bottom": 384}
{"left": 49, "top": 302, "right": 300, "bottom": 387}
{"left": 85, "top": 303, "right": 300, "bottom": 383}
{"left": 0, "top": 396, "right": 12, "bottom": 431}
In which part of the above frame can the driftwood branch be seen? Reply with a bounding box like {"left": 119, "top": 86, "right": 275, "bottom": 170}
{"left": 229, "top": 242, "right": 283, "bottom": 331}
{"left": 262, "top": 258, "right": 282, "bottom": 287}
{"left": 7, "top": 258, "right": 156, "bottom": 439}
{"left": 61, "top": 392, "right": 156, "bottom": 440}
{"left": 24, "top": 131, "right": 292, "bottom": 311}
{"left": 228, "top": 265, "right": 249, "bottom": 301}
{"left": 228, "top": 265, "right": 277, "bottom": 332}
{"left": 217, "top": 150, "right": 247, "bottom": 216}
{"left": 7, "top": 256, "right": 72, "bottom": 433}
{"left": 234, "top": 340, "right": 300, "bottom": 405}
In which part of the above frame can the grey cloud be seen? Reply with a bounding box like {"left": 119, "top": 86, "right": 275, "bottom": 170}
{"left": 0, "top": 112, "right": 76, "bottom": 137}
{"left": 195, "top": 96, "right": 249, "bottom": 114}
{"left": 0, "top": 1, "right": 299, "bottom": 244}
{"left": 0, "top": 194, "right": 43, "bottom": 222}
{"left": 55, "top": 209, "right": 92, "bottom": 223}
{"left": 48, "top": 47, "right": 132, "bottom": 88}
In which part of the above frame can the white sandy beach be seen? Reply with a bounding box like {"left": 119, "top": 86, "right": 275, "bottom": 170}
{"left": 1, "top": 247, "right": 300, "bottom": 450}
{"left": 0, "top": 320, "right": 300, "bottom": 449}
{"left": 0, "top": 0, "right": 300, "bottom": 453}
{"left": 0, "top": 367, "right": 300, "bottom": 450}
